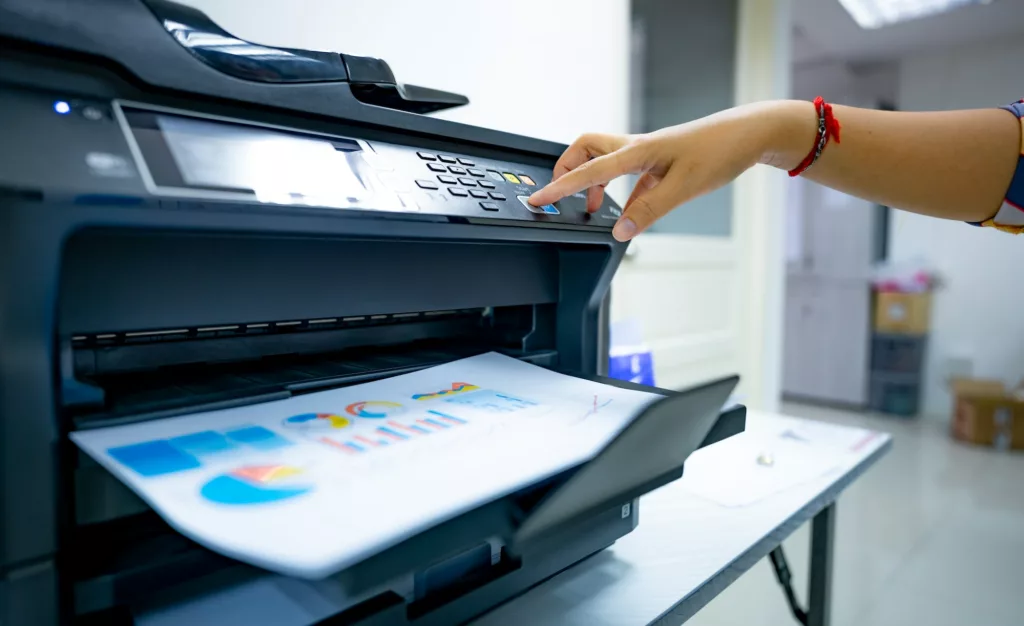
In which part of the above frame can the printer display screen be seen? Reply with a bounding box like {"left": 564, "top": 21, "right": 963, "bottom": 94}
{"left": 122, "top": 108, "right": 370, "bottom": 205}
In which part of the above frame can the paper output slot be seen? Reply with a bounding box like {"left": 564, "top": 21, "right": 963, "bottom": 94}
{"left": 65, "top": 303, "right": 554, "bottom": 432}
{"left": 125, "top": 329, "right": 189, "bottom": 338}
{"left": 70, "top": 342, "right": 559, "bottom": 430}
{"left": 197, "top": 325, "right": 239, "bottom": 333}
{"left": 69, "top": 309, "right": 491, "bottom": 348}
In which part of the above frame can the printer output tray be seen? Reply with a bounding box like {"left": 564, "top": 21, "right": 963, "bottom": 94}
{"left": 102, "top": 369, "right": 743, "bottom": 626}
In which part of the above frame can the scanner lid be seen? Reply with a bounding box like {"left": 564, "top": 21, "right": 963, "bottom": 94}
{"left": 147, "top": 0, "right": 470, "bottom": 114}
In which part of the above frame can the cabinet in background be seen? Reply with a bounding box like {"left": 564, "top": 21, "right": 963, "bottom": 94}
{"left": 783, "top": 277, "right": 872, "bottom": 405}
{"left": 783, "top": 178, "right": 883, "bottom": 406}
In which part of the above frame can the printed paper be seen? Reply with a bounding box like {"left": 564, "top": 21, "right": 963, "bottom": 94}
{"left": 71, "top": 353, "right": 660, "bottom": 579}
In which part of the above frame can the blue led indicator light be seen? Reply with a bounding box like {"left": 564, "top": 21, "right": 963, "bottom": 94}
{"left": 53, "top": 101, "right": 71, "bottom": 115}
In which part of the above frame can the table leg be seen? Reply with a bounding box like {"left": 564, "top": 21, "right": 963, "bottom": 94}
{"left": 806, "top": 503, "right": 835, "bottom": 626}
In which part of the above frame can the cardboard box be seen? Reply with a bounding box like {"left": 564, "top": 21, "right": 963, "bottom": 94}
{"left": 950, "top": 378, "right": 1024, "bottom": 451}
{"left": 874, "top": 292, "right": 931, "bottom": 335}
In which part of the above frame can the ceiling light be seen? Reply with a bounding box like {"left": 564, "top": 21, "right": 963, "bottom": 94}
{"left": 838, "top": 0, "right": 989, "bottom": 29}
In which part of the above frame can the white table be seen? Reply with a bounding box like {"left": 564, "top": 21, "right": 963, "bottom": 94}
{"left": 473, "top": 411, "right": 892, "bottom": 626}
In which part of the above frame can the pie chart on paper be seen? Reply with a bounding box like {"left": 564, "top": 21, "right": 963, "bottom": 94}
{"left": 282, "top": 412, "right": 352, "bottom": 431}
{"left": 345, "top": 401, "right": 407, "bottom": 419}
{"left": 200, "top": 465, "right": 312, "bottom": 506}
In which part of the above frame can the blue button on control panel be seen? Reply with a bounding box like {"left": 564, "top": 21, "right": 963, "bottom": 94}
{"left": 517, "top": 195, "right": 560, "bottom": 215}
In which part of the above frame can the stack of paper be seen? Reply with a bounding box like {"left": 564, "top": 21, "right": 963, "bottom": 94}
{"left": 72, "top": 353, "right": 661, "bottom": 579}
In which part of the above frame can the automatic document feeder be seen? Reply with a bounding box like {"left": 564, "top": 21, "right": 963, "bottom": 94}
{"left": 0, "top": 1, "right": 746, "bottom": 624}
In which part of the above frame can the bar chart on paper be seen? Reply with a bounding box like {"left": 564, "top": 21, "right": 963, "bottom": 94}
{"left": 442, "top": 389, "right": 537, "bottom": 413}
{"left": 317, "top": 410, "right": 471, "bottom": 454}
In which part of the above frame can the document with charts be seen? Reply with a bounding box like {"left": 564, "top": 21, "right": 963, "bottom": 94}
{"left": 71, "top": 352, "right": 661, "bottom": 579}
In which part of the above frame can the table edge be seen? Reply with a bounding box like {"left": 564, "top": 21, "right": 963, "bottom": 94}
{"left": 648, "top": 435, "right": 894, "bottom": 626}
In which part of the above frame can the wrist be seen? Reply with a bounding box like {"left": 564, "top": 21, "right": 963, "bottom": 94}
{"left": 756, "top": 100, "right": 819, "bottom": 171}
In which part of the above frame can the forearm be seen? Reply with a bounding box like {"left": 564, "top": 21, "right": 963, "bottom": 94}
{"left": 760, "top": 100, "right": 1021, "bottom": 222}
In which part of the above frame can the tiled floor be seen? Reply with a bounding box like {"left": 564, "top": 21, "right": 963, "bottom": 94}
{"left": 687, "top": 403, "right": 1024, "bottom": 626}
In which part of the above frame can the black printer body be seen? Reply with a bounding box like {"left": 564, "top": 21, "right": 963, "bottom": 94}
{"left": 0, "top": 1, "right": 745, "bottom": 624}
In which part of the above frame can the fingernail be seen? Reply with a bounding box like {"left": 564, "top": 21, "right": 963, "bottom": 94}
{"left": 612, "top": 218, "right": 637, "bottom": 241}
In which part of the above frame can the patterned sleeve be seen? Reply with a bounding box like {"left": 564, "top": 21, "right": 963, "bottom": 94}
{"left": 969, "top": 100, "right": 1024, "bottom": 234}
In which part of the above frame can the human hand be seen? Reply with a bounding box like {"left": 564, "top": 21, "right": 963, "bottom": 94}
{"left": 528, "top": 101, "right": 810, "bottom": 241}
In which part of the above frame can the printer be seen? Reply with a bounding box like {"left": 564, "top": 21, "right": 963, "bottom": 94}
{"left": 0, "top": 1, "right": 746, "bottom": 624}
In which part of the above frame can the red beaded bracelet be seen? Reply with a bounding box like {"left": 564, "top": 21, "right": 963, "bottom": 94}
{"left": 788, "top": 96, "right": 842, "bottom": 178}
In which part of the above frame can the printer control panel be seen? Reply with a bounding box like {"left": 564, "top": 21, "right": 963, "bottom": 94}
{"left": 0, "top": 89, "right": 623, "bottom": 228}
{"left": 365, "top": 140, "right": 621, "bottom": 227}
{"left": 407, "top": 150, "right": 560, "bottom": 216}
{"left": 92, "top": 100, "right": 623, "bottom": 229}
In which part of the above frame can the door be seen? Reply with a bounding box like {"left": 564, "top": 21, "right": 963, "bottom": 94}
{"left": 613, "top": 0, "right": 791, "bottom": 409}
{"left": 611, "top": 236, "right": 741, "bottom": 392}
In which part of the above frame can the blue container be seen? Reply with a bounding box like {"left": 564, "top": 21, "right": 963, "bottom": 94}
{"left": 609, "top": 352, "right": 656, "bottom": 386}
{"left": 869, "top": 371, "right": 921, "bottom": 417}
{"left": 608, "top": 319, "right": 655, "bottom": 386}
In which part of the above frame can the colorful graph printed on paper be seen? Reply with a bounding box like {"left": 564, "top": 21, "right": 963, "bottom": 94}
{"left": 282, "top": 413, "right": 352, "bottom": 431}
{"left": 107, "top": 426, "right": 292, "bottom": 478}
{"left": 200, "top": 464, "right": 312, "bottom": 505}
{"left": 442, "top": 389, "right": 537, "bottom": 413}
{"left": 345, "top": 401, "right": 407, "bottom": 419}
{"left": 317, "top": 410, "right": 470, "bottom": 455}
{"left": 412, "top": 382, "right": 480, "bottom": 401}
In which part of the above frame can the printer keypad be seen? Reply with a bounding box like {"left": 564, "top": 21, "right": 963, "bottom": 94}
{"left": 413, "top": 150, "right": 549, "bottom": 216}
